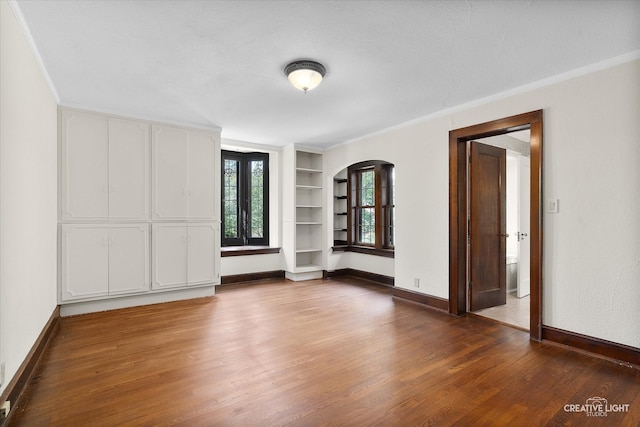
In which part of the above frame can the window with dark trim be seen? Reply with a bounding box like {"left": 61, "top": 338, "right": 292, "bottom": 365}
{"left": 222, "top": 150, "right": 269, "bottom": 247}
{"left": 346, "top": 160, "right": 394, "bottom": 255}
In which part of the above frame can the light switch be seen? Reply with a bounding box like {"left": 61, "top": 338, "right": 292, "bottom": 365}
{"left": 547, "top": 199, "right": 559, "bottom": 213}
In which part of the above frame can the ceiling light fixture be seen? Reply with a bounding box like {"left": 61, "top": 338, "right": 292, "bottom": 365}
{"left": 285, "top": 60, "right": 326, "bottom": 93}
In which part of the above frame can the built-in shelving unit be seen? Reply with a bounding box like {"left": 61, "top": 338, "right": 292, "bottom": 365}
{"left": 333, "top": 170, "right": 348, "bottom": 246}
{"left": 283, "top": 146, "right": 325, "bottom": 280}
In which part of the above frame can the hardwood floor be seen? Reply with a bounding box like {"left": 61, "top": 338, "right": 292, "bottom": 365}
{"left": 9, "top": 278, "right": 640, "bottom": 426}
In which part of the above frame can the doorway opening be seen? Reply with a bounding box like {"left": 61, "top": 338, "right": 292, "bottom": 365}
{"left": 467, "top": 131, "right": 531, "bottom": 330}
{"left": 448, "top": 110, "right": 543, "bottom": 340}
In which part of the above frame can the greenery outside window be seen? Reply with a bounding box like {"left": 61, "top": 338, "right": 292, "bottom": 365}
{"left": 222, "top": 150, "right": 269, "bottom": 247}
{"left": 347, "top": 160, "right": 394, "bottom": 255}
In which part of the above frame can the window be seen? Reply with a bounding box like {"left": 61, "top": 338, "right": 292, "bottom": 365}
{"left": 222, "top": 150, "right": 269, "bottom": 246}
{"left": 355, "top": 168, "right": 376, "bottom": 245}
{"left": 347, "top": 160, "right": 394, "bottom": 255}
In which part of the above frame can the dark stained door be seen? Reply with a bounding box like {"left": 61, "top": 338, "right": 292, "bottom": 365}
{"left": 469, "top": 141, "right": 507, "bottom": 311}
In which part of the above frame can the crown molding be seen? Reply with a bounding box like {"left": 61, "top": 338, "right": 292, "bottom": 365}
{"left": 8, "top": 0, "right": 60, "bottom": 103}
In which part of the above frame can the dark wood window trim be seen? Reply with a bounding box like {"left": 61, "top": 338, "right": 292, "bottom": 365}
{"left": 221, "top": 246, "right": 281, "bottom": 257}
{"left": 337, "top": 160, "right": 394, "bottom": 257}
{"left": 221, "top": 150, "right": 269, "bottom": 247}
{"left": 333, "top": 245, "right": 395, "bottom": 258}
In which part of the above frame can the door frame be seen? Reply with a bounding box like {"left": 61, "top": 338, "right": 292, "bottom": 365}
{"left": 449, "top": 110, "right": 543, "bottom": 340}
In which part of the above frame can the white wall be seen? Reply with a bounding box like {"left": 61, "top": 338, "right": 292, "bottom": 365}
{"left": 221, "top": 253, "right": 282, "bottom": 276}
{"left": 324, "top": 57, "right": 640, "bottom": 348}
{"left": 0, "top": 1, "right": 58, "bottom": 394}
{"left": 506, "top": 155, "right": 519, "bottom": 257}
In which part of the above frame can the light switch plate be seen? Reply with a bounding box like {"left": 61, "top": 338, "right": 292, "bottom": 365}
{"left": 547, "top": 199, "right": 559, "bottom": 213}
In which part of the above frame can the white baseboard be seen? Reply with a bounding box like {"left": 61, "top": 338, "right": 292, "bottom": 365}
{"left": 60, "top": 286, "right": 215, "bottom": 316}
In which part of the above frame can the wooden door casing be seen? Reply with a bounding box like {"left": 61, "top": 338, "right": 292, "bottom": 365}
{"left": 449, "top": 109, "right": 543, "bottom": 340}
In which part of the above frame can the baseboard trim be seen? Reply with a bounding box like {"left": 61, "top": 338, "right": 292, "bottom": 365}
{"left": 60, "top": 286, "right": 215, "bottom": 317}
{"left": 324, "top": 268, "right": 394, "bottom": 287}
{"left": 0, "top": 306, "right": 60, "bottom": 426}
{"left": 542, "top": 326, "right": 640, "bottom": 367}
{"left": 220, "top": 270, "right": 285, "bottom": 285}
{"left": 391, "top": 287, "right": 449, "bottom": 312}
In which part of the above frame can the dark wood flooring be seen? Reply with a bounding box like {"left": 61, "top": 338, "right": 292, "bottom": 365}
{"left": 9, "top": 278, "right": 640, "bottom": 426}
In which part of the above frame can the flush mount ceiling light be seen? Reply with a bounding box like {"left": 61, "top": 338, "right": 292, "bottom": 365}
{"left": 284, "top": 60, "right": 326, "bottom": 93}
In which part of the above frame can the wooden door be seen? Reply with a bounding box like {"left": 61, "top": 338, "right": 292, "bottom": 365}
{"left": 469, "top": 141, "right": 507, "bottom": 311}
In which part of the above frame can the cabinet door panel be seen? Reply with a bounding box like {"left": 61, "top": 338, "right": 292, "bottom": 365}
{"left": 109, "top": 225, "right": 150, "bottom": 295}
{"left": 61, "top": 225, "right": 109, "bottom": 301}
{"left": 152, "top": 126, "right": 188, "bottom": 219}
{"left": 152, "top": 224, "right": 187, "bottom": 289}
{"left": 109, "top": 119, "right": 149, "bottom": 219}
{"left": 187, "top": 132, "right": 216, "bottom": 219}
{"left": 187, "top": 224, "right": 217, "bottom": 285}
{"left": 61, "top": 111, "right": 109, "bottom": 219}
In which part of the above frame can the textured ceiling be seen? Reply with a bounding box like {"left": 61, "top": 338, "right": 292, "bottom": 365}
{"left": 15, "top": 0, "right": 640, "bottom": 148}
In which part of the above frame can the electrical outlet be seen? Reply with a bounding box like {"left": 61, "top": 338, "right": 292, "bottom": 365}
{"left": 414, "top": 278, "right": 420, "bottom": 288}
{"left": 0, "top": 401, "right": 9, "bottom": 419}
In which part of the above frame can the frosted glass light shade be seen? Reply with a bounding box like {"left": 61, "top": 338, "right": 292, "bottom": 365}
{"left": 285, "top": 60, "right": 326, "bottom": 92}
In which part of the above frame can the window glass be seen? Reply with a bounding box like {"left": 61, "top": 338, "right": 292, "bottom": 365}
{"left": 358, "top": 169, "right": 376, "bottom": 245}
{"left": 223, "top": 159, "right": 239, "bottom": 239}
{"left": 250, "top": 160, "right": 265, "bottom": 238}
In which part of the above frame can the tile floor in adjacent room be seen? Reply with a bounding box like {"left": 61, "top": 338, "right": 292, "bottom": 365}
{"left": 473, "top": 292, "right": 530, "bottom": 330}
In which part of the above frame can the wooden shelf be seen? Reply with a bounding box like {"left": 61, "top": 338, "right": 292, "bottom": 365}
{"left": 334, "top": 195, "right": 347, "bottom": 200}
{"left": 334, "top": 178, "right": 347, "bottom": 183}
{"left": 297, "top": 184, "right": 322, "bottom": 190}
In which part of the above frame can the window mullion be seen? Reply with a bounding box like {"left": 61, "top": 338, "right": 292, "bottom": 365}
{"left": 374, "top": 164, "right": 383, "bottom": 249}
{"left": 244, "top": 156, "right": 250, "bottom": 246}
{"left": 348, "top": 170, "right": 355, "bottom": 246}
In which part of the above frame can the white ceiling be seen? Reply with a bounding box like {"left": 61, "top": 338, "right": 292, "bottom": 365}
{"left": 15, "top": 0, "right": 640, "bottom": 149}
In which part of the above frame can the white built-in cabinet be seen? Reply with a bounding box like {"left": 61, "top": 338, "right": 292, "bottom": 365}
{"left": 152, "top": 223, "right": 220, "bottom": 289}
{"left": 59, "top": 108, "right": 221, "bottom": 306}
{"left": 60, "top": 110, "right": 149, "bottom": 220}
{"left": 283, "top": 146, "right": 325, "bottom": 280}
{"left": 152, "top": 125, "right": 216, "bottom": 220}
{"left": 61, "top": 224, "right": 149, "bottom": 300}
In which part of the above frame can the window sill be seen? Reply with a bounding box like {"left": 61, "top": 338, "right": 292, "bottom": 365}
{"left": 332, "top": 245, "right": 395, "bottom": 258}
{"left": 221, "top": 246, "right": 281, "bottom": 257}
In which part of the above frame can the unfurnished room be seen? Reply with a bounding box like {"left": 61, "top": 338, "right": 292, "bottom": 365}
{"left": 1, "top": 1, "right": 639, "bottom": 425}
